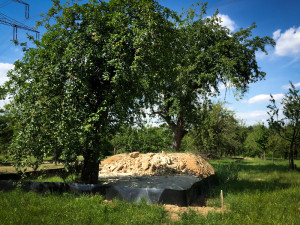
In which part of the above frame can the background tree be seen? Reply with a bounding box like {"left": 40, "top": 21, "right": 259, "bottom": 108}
{"left": 244, "top": 124, "right": 270, "bottom": 158}
{"left": 254, "top": 123, "right": 269, "bottom": 161}
{"left": 3, "top": 0, "right": 177, "bottom": 183}
{"left": 268, "top": 130, "right": 288, "bottom": 163}
{"left": 146, "top": 3, "right": 275, "bottom": 151}
{"left": 111, "top": 125, "right": 172, "bottom": 154}
{"left": 244, "top": 127, "right": 260, "bottom": 157}
{"left": 268, "top": 81, "right": 300, "bottom": 170}
{"left": 181, "top": 101, "right": 242, "bottom": 156}
{"left": 0, "top": 108, "right": 14, "bottom": 155}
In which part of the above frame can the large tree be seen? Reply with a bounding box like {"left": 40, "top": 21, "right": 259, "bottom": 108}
{"left": 268, "top": 82, "right": 300, "bottom": 170}
{"left": 3, "top": 0, "right": 177, "bottom": 183}
{"left": 146, "top": 3, "right": 275, "bottom": 151}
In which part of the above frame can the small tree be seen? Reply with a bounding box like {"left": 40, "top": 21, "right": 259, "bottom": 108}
{"left": 254, "top": 123, "right": 269, "bottom": 161}
{"left": 267, "top": 82, "right": 300, "bottom": 170}
{"left": 268, "top": 130, "right": 288, "bottom": 164}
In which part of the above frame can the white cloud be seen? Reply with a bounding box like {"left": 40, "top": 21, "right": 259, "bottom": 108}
{"left": 256, "top": 51, "right": 268, "bottom": 60}
{"left": 236, "top": 110, "right": 268, "bottom": 125}
{"left": 0, "top": 63, "right": 14, "bottom": 108}
{"left": 282, "top": 82, "right": 300, "bottom": 89}
{"left": 237, "top": 110, "right": 267, "bottom": 118}
{"left": 248, "top": 93, "right": 284, "bottom": 104}
{"left": 0, "top": 62, "right": 14, "bottom": 85}
{"left": 273, "top": 29, "right": 281, "bottom": 40}
{"left": 218, "top": 14, "right": 236, "bottom": 31}
{"left": 273, "top": 27, "right": 300, "bottom": 57}
{"left": 237, "top": 108, "right": 285, "bottom": 126}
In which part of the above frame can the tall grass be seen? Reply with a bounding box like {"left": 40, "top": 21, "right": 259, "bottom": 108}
{"left": 0, "top": 190, "right": 168, "bottom": 225}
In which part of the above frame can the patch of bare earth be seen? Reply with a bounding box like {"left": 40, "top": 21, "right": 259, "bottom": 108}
{"left": 164, "top": 204, "right": 225, "bottom": 221}
{"left": 0, "top": 162, "right": 64, "bottom": 174}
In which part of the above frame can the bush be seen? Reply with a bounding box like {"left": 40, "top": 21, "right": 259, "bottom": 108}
{"left": 213, "top": 163, "right": 239, "bottom": 184}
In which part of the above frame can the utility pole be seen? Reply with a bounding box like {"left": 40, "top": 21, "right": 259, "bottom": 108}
{"left": 0, "top": 0, "right": 39, "bottom": 40}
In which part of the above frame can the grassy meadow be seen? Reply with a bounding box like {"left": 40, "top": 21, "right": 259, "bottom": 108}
{"left": 0, "top": 157, "right": 299, "bottom": 224}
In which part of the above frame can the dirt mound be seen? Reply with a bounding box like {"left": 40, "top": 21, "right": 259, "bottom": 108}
{"left": 99, "top": 152, "right": 214, "bottom": 179}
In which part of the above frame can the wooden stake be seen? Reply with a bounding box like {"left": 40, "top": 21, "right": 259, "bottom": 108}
{"left": 220, "top": 190, "right": 224, "bottom": 214}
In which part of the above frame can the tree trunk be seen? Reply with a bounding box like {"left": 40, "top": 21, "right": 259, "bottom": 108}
{"left": 81, "top": 149, "right": 100, "bottom": 184}
{"left": 284, "top": 151, "right": 288, "bottom": 160}
{"left": 172, "top": 130, "right": 183, "bottom": 152}
{"left": 289, "top": 141, "right": 295, "bottom": 170}
{"left": 172, "top": 126, "right": 186, "bottom": 151}
{"left": 164, "top": 112, "right": 187, "bottom": 152}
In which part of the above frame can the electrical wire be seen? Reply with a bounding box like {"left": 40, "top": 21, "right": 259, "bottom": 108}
{"left": 0, "top": 0, "right": 39, "bottom": 40}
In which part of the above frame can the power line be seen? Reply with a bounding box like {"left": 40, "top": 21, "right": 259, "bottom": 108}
{"left": 0, "top": 0, "right": 39, "bottom": 40}
{"left": 11, "top": 0, "right": 29, "bottom": 18}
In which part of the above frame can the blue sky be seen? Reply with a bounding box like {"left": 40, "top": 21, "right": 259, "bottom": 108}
{"left": 0, "top": 0, "right": 299, "bottom": 125}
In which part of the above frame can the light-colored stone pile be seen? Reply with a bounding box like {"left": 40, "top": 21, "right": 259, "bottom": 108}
{"left": 99, "top": 152, "right": 214, "bottom": 179}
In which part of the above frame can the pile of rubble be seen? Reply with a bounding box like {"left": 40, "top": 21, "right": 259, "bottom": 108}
{"left": 99, "top": 152, "right": 214, "bottom": 179}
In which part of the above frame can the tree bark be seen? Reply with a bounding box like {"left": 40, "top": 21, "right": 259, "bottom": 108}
{"left": 289, "top": 139, "right": 295, "bottom": 170}
{"left": 171, "top": 116, "right": 187, "bottom": 152}
{"left": 81, "top": 149, "right": 100, "bottom": 184}
{"left": 172, "top": 128, "right": 184, "bottom": 151}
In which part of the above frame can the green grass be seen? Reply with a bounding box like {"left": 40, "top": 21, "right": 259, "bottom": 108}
{"left": 0, "top": 191, "right": 168, "bottom": 225}
{"left": 0, "top": 158, "right": 299, "bottom": 224}
{"left": 200, "top": 158, "right": 300, "bottom": 225}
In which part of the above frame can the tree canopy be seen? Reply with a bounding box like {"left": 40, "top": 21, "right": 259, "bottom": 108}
{"left": 144, "top": 3, "right": 275, "bottom": 151}
{"left": 3, "top": 0, "right": 177, "bottom": 183}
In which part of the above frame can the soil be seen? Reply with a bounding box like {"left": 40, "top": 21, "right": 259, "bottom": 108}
{"left": 99, "top": 152, "right": 214, "bottom": 179}
{"left": 164, "top": 204, "right": 224, "bottom": 221}
{"left": 103, "top": 199, "right": 225, "bottom": 221}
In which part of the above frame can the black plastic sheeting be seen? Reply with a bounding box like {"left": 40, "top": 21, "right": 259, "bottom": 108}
{"left": 0, "top": 175, "right": 217, "bottom": 206}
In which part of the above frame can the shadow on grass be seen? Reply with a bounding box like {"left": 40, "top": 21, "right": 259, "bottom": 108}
{"left": 221, "top": 178, "right": 291, "bottom": 195}
{"left": 237, "top": 163, "right": 293, "bottom": 173}
{"left": 211, "top": 158, "right": 300, "bottom": 173}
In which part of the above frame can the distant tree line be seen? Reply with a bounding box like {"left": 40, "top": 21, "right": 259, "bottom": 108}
{"left": 109, "top": 101, "right": 298, "bottom": 161}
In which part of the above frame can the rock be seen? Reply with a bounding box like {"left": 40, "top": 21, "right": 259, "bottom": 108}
{"left": 116, "top": 165, "right": 124, "bottom": 171}
{"left": 142, "top": 162, "right": 149, "bottom": 170}
{"left": 129, "top": 152, "right": 140, "bottom": 158}
{"left": 134, "top": 161, "right": 142, "bottom": 169}
{"left": 179, "top": 162, "right": 186, "bottom": 170}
